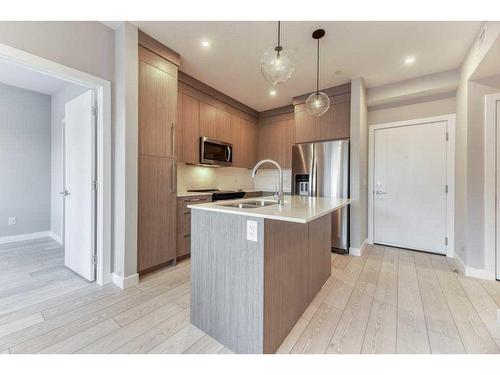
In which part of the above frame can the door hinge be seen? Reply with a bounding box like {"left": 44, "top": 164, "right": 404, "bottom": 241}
{"left": 91, "top": 106, "right": 98, "bottom": 117}
{"left": 446, "top": 132, "right": 449, "bottom": 141}
{"left": 445, "top": 184, "right": 448, "bottom": 193}
{"left": 92, "top": 180, "right": 98, "bottom": 191}
{"left": 445, "top": 237, "right": 448, "bottom": 246}
{"left": 91, "top": 254, "right": 97, "bottom": 265}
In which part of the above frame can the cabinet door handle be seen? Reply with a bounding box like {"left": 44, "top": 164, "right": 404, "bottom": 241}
{"left": 171, "top": 160, "right": 176, "bottom": 193}
{"left": 171, "top": 122, "right": 175, "bottom": 157}
{"left": 184, "top": 234, "right": 191, "bottom": 238}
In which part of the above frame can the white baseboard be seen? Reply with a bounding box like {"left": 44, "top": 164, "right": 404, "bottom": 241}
{"left": 0, "top": 231, "right": 53, "bottom": 244}
{"left": 112, "top": 272, "right": 139, "bottom": 289}
{"left": 48, "top": 231, "right": 62, "bottom": 245}
{"left": 349, "top": 239, "right": 368, "bottom": 257}
{"left": 452, "top": 253, "right": 495, "bottom": 280}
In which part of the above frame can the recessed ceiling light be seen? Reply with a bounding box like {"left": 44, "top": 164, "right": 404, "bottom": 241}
{"left": 269, "top": 89, "right": 277, "bottom": 97}
{"left": 201, "top": 40, "right": 210, "bottom": 48}
{"left": 404, "top": 56, "right": 416, "bottom": 65}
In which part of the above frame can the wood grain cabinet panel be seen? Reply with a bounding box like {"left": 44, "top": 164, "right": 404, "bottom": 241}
{"left": 138, "top": 156, "right": 177, "bottom": 272}
{"left": 181, "top": 93, "right": 200, "bottom": 164}
{"left": 138, "top": 155, "right": 159, "bottom": 271}
{"left": 139, "top": 52, "right": 177, "bottom": 158}
{"left": 319, "top": 94, "right": 351, "bottom": 140}
{"left": 294, "top": 109, "right": 320, "bottom": 143}
{"left": 138, "top": 45, "right": 178, "bottom": 274}
{"left": 285, "top": 118, "right": 295, "bottom": 168}
{"left": 199, "top": 102, "right": 217, "bottom": 139}
{"left": 241, "top": 119, "right": 258, "bottom": 169}
{"left": 230, "top": 115, "right": 242, "bottom": 167}
{"left": 216, "top": 108, "right": 231, "bottom": 143}
{"left": 177, "top": 195, "right": 212, "bottom": 258}
{"left": 176, "top": 91, "right": 183, "bottom": 161}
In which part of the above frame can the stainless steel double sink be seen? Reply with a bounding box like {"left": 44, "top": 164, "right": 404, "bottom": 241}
{"left": 217, "top": 200, "right": 278, "bottom": 209}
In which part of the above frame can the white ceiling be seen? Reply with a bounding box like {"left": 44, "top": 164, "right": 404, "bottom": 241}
{"left": 133, "top": 21, "right": 481, "bottom": 111}
{"left": 0, "top": 58, "right": 73, "bottom": 95}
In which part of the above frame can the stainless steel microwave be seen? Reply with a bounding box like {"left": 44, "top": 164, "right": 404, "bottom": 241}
{"left": 200, "top": 137, "right": 232, "bottom": 166}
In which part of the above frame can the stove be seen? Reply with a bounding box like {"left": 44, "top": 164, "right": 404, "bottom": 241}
{"left": 187, "top": 189, "right": 246, "bottom": 201}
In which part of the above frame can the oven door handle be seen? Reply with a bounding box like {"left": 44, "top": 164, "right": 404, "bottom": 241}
{"left": 225, "top": 146, "right": 231, "bottom": 162}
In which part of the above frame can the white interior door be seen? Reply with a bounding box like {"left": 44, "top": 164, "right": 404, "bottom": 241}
{"left": 496, "top": 100, "right": 500, "bottom": 280}
{"left": 64, "top": 90, "right": 96, "bottom": 281}
{"left": 373, "top": 121, "right": 448, "bottom": 254}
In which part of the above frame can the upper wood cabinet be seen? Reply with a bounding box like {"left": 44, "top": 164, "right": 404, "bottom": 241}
{"left": 181, "top": 93, "right": 200, "bottom": 165}
{"left": 139, "top": 46, "right": 177, "bottom": 158}
{"left": 319, "top": 93, "right": 351, "bottom": 141}
{"left": 176, "top": 92, "right": 184, "bottom": 161}
{"left": 199, "top": 101, "right": 217, "bottom": 139}
{"left": 241, "top": 119, "right": 258, "bottom": 169}
{"left": 294, "top": 107, "right": 320, "bottom": 144}
{"left": 177, "top": 80, "right": 259, "bottom": 168}
{"left": 294, "top": 85, "right": 351, "bottom": 144}
{"left": 216, "top": 108, "right": 231, "bottom": 143}
{"left": 258, "top": 114, "right": 295, "bottom": 169}
{"left": 230, "top": 114, "right": 242, "bottom": 167}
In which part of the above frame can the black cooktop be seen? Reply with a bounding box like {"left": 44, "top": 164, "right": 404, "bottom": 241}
{"left": 187, "top": 189, "right": 246, "bottom": 201}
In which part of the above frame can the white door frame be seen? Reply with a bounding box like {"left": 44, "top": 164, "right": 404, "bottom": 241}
{"left": 0, "top": 43, "right": 112, "bottom": 286}
{"left": 484, "top": 93, "right": 500, "bottom": 280}
{"left": 368, "top": 114, "right": 456, "bottom": 258}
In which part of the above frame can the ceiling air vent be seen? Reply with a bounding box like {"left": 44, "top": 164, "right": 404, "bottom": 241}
{"left": 477, "top": 24, "right": 487, "bottom": 53}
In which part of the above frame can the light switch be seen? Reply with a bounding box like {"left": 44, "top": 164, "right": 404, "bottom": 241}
{"left": 247, "top": 220, "right": 258, "bottom": 242}
{"left": 8, "top": 217, "right": 16, "bottom": 225}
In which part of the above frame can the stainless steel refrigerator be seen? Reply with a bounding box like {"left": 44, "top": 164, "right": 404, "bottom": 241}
{"left": 292, "top": 140, "right": 349, "bottom": 253}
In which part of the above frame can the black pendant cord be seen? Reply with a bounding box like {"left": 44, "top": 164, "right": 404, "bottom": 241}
{"left": 316, "top": 38, "right": 320, "bottom": 96}
{"left": 277, "top": 21, "right": 281, "bottom": 47}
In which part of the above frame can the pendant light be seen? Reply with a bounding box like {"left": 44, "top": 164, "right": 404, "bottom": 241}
{"left": 260, "top": 21, "right": 295, "bottom": 86}
{"left": 305, "top": 29, "right": 330, "bottom": 117}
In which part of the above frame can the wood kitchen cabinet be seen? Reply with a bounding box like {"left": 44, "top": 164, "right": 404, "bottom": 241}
{"left": 241, "top": 118, "right": 258, "bottom": 169}
{"left": 199, "top": 101, "right": 217, "bottom": 139}
{"left": 216, "top": 108, "right": 231, "bottom": 143}
{"left": 181, "top": 93, "right": 200, "bottom": 165}
{"left": 294, "top": 84, "right": 351, "bottom": 143}
{"left": 258, "top": 113, "right": 295, "bottom": 169}
{"left": 138, "top": 155, "right": 177, "bottom": 272}
{"left": 177, "top": 195, "right": 212, "bottom": 258}
{"left": 139, "top": 46, "right": 177, "bottom": 158}
{"left": 229, "top": 114, "right": 242, "bottom": 167}
{"left": 138, "top": 44, "right": 179, "bottom": 274}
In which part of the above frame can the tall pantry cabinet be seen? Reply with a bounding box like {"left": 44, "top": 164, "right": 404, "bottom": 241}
{"left": 138, "top": 41, "right": 179, "bottom": 273}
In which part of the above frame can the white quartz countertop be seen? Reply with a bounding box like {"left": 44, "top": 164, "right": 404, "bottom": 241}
{"left": 188, "top": 196, "right": 352, "bottom": 224}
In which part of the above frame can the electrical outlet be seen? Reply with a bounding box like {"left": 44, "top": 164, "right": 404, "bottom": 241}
{"left": 8, "top": 217, "right": 16, "bottom": 225}
{"left": 247, "top": 220, "right": 258, "bottom": 242}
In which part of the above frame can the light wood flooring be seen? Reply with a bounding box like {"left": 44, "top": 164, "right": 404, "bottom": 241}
{"left": 1, "top": 237, "right": 500, "bottom": 354}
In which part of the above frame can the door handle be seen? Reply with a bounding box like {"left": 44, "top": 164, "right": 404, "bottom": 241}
{"left": 171, "top": 160, "right": 177, "bottom": 194}
{"left": 225, "top": 146, "right": 231, "bottom": 162}
{"left": 171, "top": 122, "right": 175, "bottom": 157}
{"left": 375, "top": 191, "right": 388, "bottom": 195}
{"left": 59, "top": 190, "right": 70, "bottom": 196}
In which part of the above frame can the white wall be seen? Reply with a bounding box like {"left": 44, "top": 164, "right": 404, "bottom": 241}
{"left": 113, "top": 22, "right": 138, "bottom": 280}
{"left": 454, "top": 22, "right": 500, "bottom": 268}
{"left": 50, "top": 83, "right": 88, "bottom": 241}
{"left": 368, "top": 95, "right": 456, "bottom": 125}
{"left": 350, "top": 77, "right": 368, "bottom": 251}
{"left": 0, "top": 82, "right": 51, "bottom": 237}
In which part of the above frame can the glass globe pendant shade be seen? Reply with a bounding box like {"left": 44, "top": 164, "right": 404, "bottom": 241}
{"left": 305, "top": 91, "right": 330, "bottom": 117}
{"left": 260, "top": 46, "right": 295, "bottom": 85}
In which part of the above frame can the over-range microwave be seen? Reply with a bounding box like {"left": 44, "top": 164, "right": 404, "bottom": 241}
{"left": 200, "top": 137, "right": 232, "bottom": 166}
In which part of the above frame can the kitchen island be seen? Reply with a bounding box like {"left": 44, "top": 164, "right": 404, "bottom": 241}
{"left": 188, "top": 196, "right": 351, "bottom": 353}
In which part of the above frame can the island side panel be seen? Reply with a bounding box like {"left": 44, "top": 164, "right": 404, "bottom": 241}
{"left": 308, "top": 214, "right": 332, "bottom": 299}
{"left": 190, "top": 210, "right": 265, "bottom": 353}
{"left": 263, "top": 219, "right": 310, "bottom": 354}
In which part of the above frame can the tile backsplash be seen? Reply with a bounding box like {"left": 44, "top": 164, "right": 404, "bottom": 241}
{"left": 177, "top": 163, "right": 292, "bottom": 193}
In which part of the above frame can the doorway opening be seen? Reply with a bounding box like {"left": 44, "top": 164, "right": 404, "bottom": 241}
{"left": 0, "top": 43, "right": 111, "bottom": 286}
{"left": 368, "top": 115, "right": 456, "bottom": 257}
